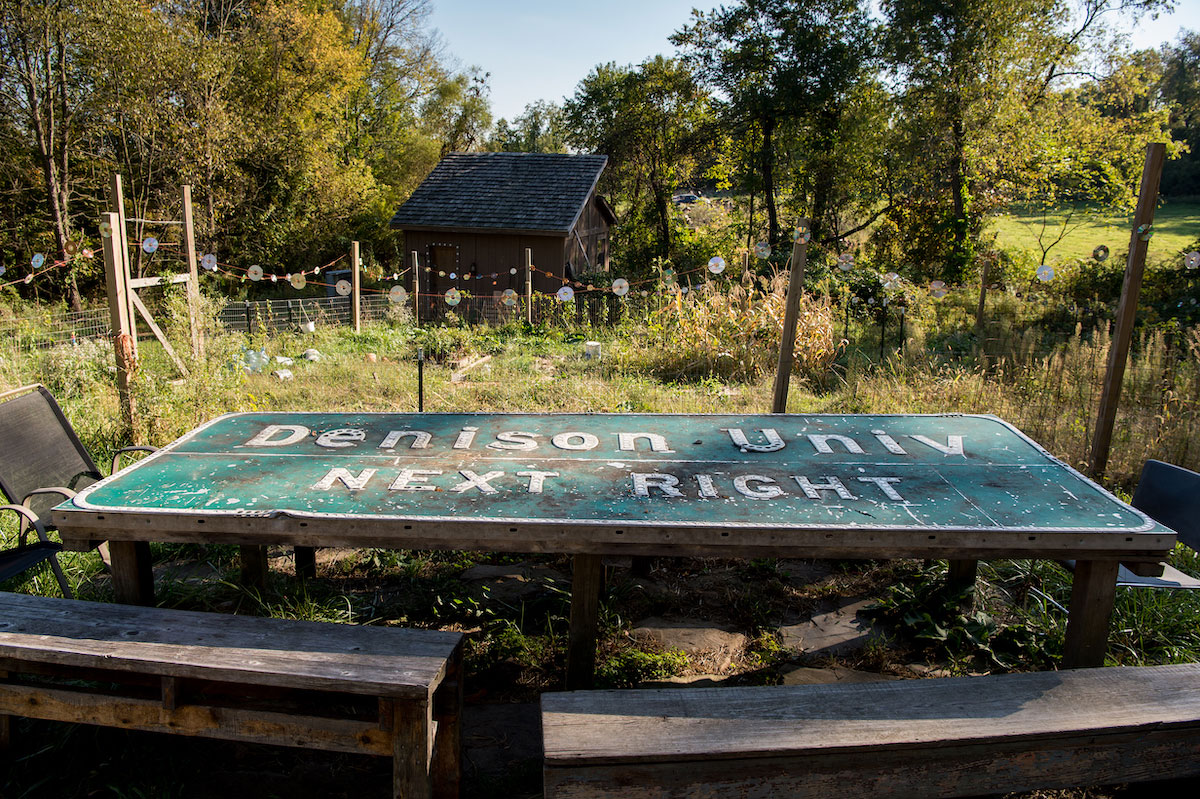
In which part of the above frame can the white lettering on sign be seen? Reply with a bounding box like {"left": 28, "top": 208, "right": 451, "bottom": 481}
{"left": 857, "top": 476, "right": 905, "bottom": 501}
{"left": 734, "top": 475, "right": 784, "bottom": 499}
{"left": 378, "top": 430, "right": 432, "bottom": 450}
{"left": 632, "top": 473, "right": 683, "bottom": 497}
{"left": 806, "top": 434, "right": 865, "bottom": 454}
{"left": 244, "top": 424, "right": 309, "bottom": 447}
{"left": 389, "top": 469, "right": 442, "bottom": 491}
{"left": 552, "top": 432, "right": 600, "bottom": 451}
{"left": 453, "top": 470, "right": 504, "bottom": 494}
{"left": 793, "top": 476, "right": 856, "bottom": 500}
{"left": 517, "top": 470, "right": 558, "bottom": 493}
{"left": 317, "top": 428, "right": 367, "bottom": 449}
{"left": 454, "top": 426, "right": 478, "bottom": 449}
{"left": 313, "top": 468, "right": 377, "bottom": 491}
{"left": 617, "top": 432, "right": 674, "bottom": 452}
{"left": 696, "top": 474, "right": 719, "bottom": 498}
{"left": 487, "top": 431, "right": 540, "bottom": 451}
{"left": 724, "top": 428, "right": 785, "bottom": 453}
{"left": 872, "top": 430, "right": 908, "bottom": 455}
{"left": 909, "top": 434, "right": 964, "bottom": 457}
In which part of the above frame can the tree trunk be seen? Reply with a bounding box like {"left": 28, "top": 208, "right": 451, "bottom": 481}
{"left": 761, "top": 115, "right": 779, "bottom": 249}
{"left": 949, "top": 115, "right": 970, "bottom": 282}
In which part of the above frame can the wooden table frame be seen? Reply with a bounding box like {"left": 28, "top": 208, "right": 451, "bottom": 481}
{"left": 52, "top": 412, "right": 1175, "bottom": 685}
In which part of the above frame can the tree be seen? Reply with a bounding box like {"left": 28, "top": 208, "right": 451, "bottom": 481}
{"left": 487, "top": 100, "right": 568, "bottom": 153}
{"left": 1159, "top": 30, "right": 1200, "bottom": 196}
{"left": 672, "top": 0, "right": 875, "bottom": 248}
{"left": 565, "top": 56, "right": 710, "bottom": 262}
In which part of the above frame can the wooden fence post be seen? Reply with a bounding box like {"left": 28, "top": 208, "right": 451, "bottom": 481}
{"left": 1089, "top": 142, "right": 1167, "bottom": 479}
{"left": 771, "top": 222, "right": 808, "bottom": 413}
{"left": 411, "top": 250, "right": 420, "bottom": 327}
{"left": 102, "top": 212, "right": 135, "bottom": 438}
{"left": 109, "top": 174, "right": 137, "bottom": 358}
{"left": 351, "top": 240, "right": 361, "bottom": 333}
{"left": 525, "top": 248, "right": 533, "bottom": 325}
{"left": 181, "top": 185, "right": 204, "bottom": 360}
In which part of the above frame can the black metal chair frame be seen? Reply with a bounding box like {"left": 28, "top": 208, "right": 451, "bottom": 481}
{"left": 0, "top": 383, "right": 156, "bottom": 597}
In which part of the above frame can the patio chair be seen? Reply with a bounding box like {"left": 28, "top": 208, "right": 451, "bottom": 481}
{"left": 1117, "top": 459, "right": 1200, "bottom": 589}
{"left": 0, "top": 384, "right": 156, "bottom": 597}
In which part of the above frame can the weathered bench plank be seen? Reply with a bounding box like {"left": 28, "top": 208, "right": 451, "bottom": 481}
{"left": 543, "top": 664, "right": 1200, "bottom": 798}
{"left": 0, "top": 594, "right": 463, "bottom": 799}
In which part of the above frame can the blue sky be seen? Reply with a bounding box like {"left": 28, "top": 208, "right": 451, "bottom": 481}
{"left": 429, "top": 0, "right": 1200, "bottom": 124}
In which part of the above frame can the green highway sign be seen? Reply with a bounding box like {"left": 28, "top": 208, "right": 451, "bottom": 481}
{"left": 65, "top": 412, "right": 1160, "bottom": 535}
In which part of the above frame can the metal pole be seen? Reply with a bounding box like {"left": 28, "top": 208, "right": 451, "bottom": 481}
{"left": 1089, "top": 142, "right": 1167, "bottom": 479}
{"left": 770, "top": 222, "right": 808, "bottom": 413}
{"left": 525, "top": 247, "right": 534, "bottom": 325}
{"left": 417, "top": 347, "right": 425, "bottom": 412}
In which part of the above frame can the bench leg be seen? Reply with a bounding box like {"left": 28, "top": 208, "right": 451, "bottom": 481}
{"left": 0, "top": 669, "right": 8, "bottom": 751}
{"left": 567, "top": 554, "right": 604, "bottom": 690}
{"left": 239, "top": 544, "right": 269, "bottom": 593}
{"left": 294, "top": 546, "right": 317, "bottom": 580}
{"left": 431, "top": 648, "right": 463, "bottom": 799}
{"left": 391, "top": 699, "right": 434, "bottom": 799}
{"left": 1062, "top": 559, "right": 1119, "bottom": 669}
{"left": 108, "top": 540, "right": 154, "bottom": 605}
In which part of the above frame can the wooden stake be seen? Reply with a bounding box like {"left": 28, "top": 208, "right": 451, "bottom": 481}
{"left": 411, "top": 250, "right": 420, "bottom": 327}
{"left": 566, "top": 554, "right": 604, "bottom": 690}
{"left": 525, "top": 248, "right": 534, "bottom": 325}
{"left": 1089, "top": 142, "right": 1166, "bottom": 479}
{"left": 109, "top": 174, "right": 138, "bottom": 358}
{"left": 771, "top": 222, "right": 808, "bottom": 413}
{"left": 181, "top": 185, "right": 204, "bottom": 359}
{"left": 351, "top": 241, "right": 362, "bottom": 333}
{"left": 101, "top": 212, "right": 135, "bottom": 438}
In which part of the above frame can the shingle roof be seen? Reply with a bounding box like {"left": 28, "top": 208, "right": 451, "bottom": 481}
{"left": 389, "top": 152, "right": 608, "bottom": 234}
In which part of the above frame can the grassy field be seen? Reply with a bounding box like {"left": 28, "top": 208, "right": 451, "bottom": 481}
{"left": 990, "top": 199, "right": 1200, "bottom": 262}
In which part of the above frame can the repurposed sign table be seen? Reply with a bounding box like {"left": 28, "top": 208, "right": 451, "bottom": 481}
{"left": 53, "top": 412, "right": 1174, "bottom": 683}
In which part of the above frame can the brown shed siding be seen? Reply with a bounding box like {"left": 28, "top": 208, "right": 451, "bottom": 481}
{"left": 563, "top": 194, "right": 611, "bottom": 275}
{"left": 404, "top": 230, "right": 567, "bottom": 297}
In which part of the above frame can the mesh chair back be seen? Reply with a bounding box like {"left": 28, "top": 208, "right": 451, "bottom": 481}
{"left": 1132, "top": 460, "right": 1200, "bottom": 550}
{"left": 0, "top": 385, "right": 101, "bottom": 522}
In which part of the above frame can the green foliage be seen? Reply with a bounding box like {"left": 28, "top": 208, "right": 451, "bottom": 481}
{"left": 595, "top": 647, "right": 690, "bottom": 688}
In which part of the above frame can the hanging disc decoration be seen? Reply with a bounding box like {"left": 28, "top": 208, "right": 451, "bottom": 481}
{"left": 289, "top": 273, "right": 307, "bottom": 290}
{"left": 556, "top": 285, "right": 575, "bottom": 302}
{"left": 510, "top": 267, "right": 518, "bottom": 275}
{"left": 1138, "top": 224, "right": 1153, "bottom": 241}
{"left": 82, "top": 248, "right": 94, "bottom": 260}
{"left": 388, "top": 285, "right": 408, "bottom": 304}
{"left": 141, "top": 237, "right": 159, "bottom": 254}
{"left": 99, "top": 221, "right": 113, "bottom": 238}
{"left": 1184, "top": 251, "right": 1200, "bottom": 270}
{"left": 449, "top": 272, "right": 456, "bottom": 280}
{"left": 31, "top": 253, "right": 45, "bottom": 269}
{"left": 611, "top": 278, "right": 630, "bottom": 297}
{"left": 335, "top": 279, "right": 352, "bottom": 296}
{"left": 444, "top": 288, "right": 461, "bottom": 306}
{"left": 501, "top": 288, "right": 518, "bottom": 307}
{"left": 1036, "top": 263, "right": 1055, "bottom": 282}
{"left": 64, "top": 241, "right": 79, "bottom": 256}
{"left": 793, "top": 224, "right": 811, "bottom": 244}
{"left": 708, "top": 256, "right": 726, "bottom": 274}
{"left": 247, "top": 265, "right": 264, "bottom": 281}
{"left": 837, "top": 253, "right": 854, "bottom": 272}
{"left": 201, "top": 254, "right": 218, "bottom": 271}
{"left": 882, "top": 272, "right": 900, "bottom": 290}
{"left": 438, "top": 270, "right": 446, "bottom": 277}
{"left": 0, "top": 265, "right": 6, "bottom": 277}
{"left": 1093, "top": 245, "right": 1109, "bottom": 262}
{"left": 754, "top": 242, "right": 771, "bottom": 259}
{"left": 929, "top": 280, "right": 947, "bottom": 299}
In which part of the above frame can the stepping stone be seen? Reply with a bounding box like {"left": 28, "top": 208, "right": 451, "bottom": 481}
{"left": 781, "top": 665, "right": 901, "bottom": 686}
{"left": 777, "top": 598, "right": 882, "bottom": 656}
{"left": 459, "top": 563, "right": 568, "bottom": 603}
{"left": 630, "top": 617, "right": 747, "bottom": 671}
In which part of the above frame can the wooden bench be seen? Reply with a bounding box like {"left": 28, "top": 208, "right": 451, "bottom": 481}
{"left": 0, "top": 593, "right": 463, "bottom": 799}
{"left": 542, "top": 664, "right": 1200, "bottom": 798}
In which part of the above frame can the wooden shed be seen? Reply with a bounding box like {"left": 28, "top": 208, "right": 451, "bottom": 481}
{"left": 389, "top": 152, "right": 615, "bottom": 303}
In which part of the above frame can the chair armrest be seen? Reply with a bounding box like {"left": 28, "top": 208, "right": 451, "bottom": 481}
{"left": 112, "top": 445, "right": 158, "bottom": 475}
{"left": 0, "top": 503, "right": 51, "bottom": 548}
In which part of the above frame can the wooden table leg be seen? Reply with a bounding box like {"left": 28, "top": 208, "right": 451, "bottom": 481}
{"left": 1062, "top": 559, "right": 1119, "bottom": 669}
{"left": 239, "top": 544, "right": 269, "bottom": 593}
{"left": 0, "top": 669, "right": 9, "bottom": 751}
{"left": 431, "top": 647, "right": 463, "bottom": 799}
{"left": 947, "top": 559, "right": 979, "bottom": 605}
{"left": 391, "top": 699, "right": 434, "bottom": 799}
{"left": 567, "top": 554, "right": 604, "bottom": 690}
{"left": 294, "top": 546, "right": 317, "bottom": 580}
{"left": 108, "top": 540, "right": 154, "bottom": 605}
